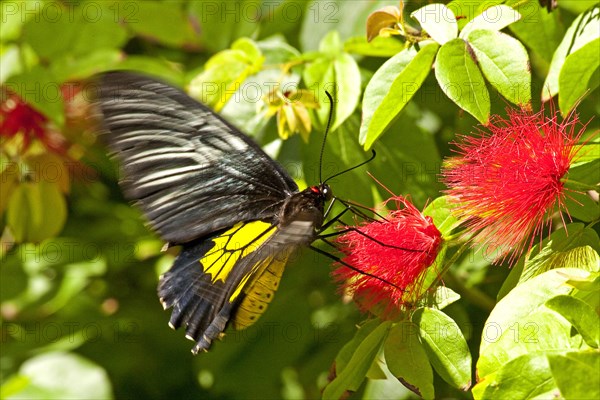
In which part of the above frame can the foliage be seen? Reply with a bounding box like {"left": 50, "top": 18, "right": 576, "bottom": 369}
{"left": 1, "top": 0, "right": 599, "bottom": 399}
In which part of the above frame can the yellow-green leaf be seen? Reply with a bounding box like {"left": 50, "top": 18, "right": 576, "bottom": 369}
{"left": 435, "top": 38, "right": 490, "bottom": 124}
{"left": 384, "top": 322, "right": 435, "bottom": 399}
{"left": 412, "top": 4, "right": 458, "bottom": 45}
{"left": 558, "top": 38, "right": 600, "bottom": 115}
{"left": 7, "top": 181, "right": 67, "bottom": 243}
{"left": 412, "top": 308, "right": 472, "bottom": 390}
{"left": 360, "top": 43, "right": 438, "bottom": 149}
{"left": 467, "top": 29, "right": 531, "bottom": 106}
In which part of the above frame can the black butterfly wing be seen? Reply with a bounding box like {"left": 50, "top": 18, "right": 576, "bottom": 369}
{"left": 94, "top": 71, "right": 313, "bottom": 352}
{"left": 158, "top": 218, "right": 316, "bottom": 354}
{"left": 95, "top": 71, "right": 298, "bottom": 245}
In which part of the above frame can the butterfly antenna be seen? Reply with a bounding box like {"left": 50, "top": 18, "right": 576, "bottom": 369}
{"left": 323, "top": 150, "right": 377, "bottom": 184}
{"left": 319, "top": 91, "right": 335, "bottom": 183}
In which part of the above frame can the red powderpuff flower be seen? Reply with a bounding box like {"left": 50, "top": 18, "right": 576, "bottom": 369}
{"left": 0, "top": 92, "right": 66, "bottom": 154}
{"left": 333, "top": 196, "right": 443, "bottom": 317}
{"left": 441, "top": 107, "right": 586, "bottom": 264}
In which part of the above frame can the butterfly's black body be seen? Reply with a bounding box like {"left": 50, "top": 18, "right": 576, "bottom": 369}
{"left": 95, "top": 71, "right": 331, "bottom": 353}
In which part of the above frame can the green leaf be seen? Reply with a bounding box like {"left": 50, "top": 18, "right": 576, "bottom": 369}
{"left": 116, "top": 56, "right": 185, "bottom": 86}
{"left": 5, "top": 66, "right": 64, "bottom": 125}
{"left": 7, "top": 181, "right": 66, "bottom": 243}
{"left": 0, "top": 1, "right": 43, "bottom": 43}
{"left": 220, "top": 69, "right": 300, "bottom": 137}
{"left": 384, "top": 322, "right": 434, "bottom": 399}
{"left": 568, "top": 158, "right": 600, "bottom": 187}
{"left": 548, "top": 351, "right": 600, "bottom": 399}
{"left": 472, "top": 353, "right": 559, "bottom": 400}
{"left": 188, "top": 38, "right": 264, "bottom": 111}
{"left": 331, "top": 53, "right": 361, "bottom": 131}
{"left": 319, "top": 29, "right": 342, "bottom": 55}
{"left": 573, "top": 142, "right": 600, "bottom": 164}
{"left": 360, "top": 43, "right": 438, "bottom": 149}
{"left": 67, "top": 5, "right": 129, "bottom": 56}
{"left": 496, "top": 257, "right": 525, "bottom": 301}
{"left": 50, "top": 49, "right": 122, "bottom": 82}
{"left": 565, "top": 272, "right": 600, "bottom": 293}
{"left": 447, "top": 0, "right": 505, "bottom": 30}
{"left": 4, "top": 351, "right": 113, "bottom": 399}
{"left": 323, "top": 321, "right": 391, "bottom": 399}
{"left": 22, "top": 2, "right": 127, "bottom": 59}
{"left": 435, "top": 38, "right": 490, "bottom": 124}
{"left": 127, "top": 1, "right": 198, "bottom": 48}
{"left": 411, "top": 4, "right": 458, "bottom": 45}
{"left": 477, "top": 268, "right": 593, "bottom": 378}
{"left": 411, "top": 245, "right": 448, "bottom": 306}
{"left": 187, "top": 1, "right": 255, "bottom": 53}
{"left": 559, "top": 38, "right": 600, "bottom": 115}
{"left": 363, "top": 373, "right": 413, "bottom": 400}
{"left": 257, "top": 36, "right": 301, "bottom": 65}
{"left": 564, "top": 190, "right": 600, "bottom": 222}
{"left": 21, "top": 9, "right": 76, "bottom": 59}
{"left": 422, "top": 195, "right": 460, "bottom": 237}
{"left": 299, "top": 0, "right": 386, "bottom": 52}
{"left": 508, "top": 0, "right": 564, "bottom": 73}
{"left": 303, "top": 32, "right": 361, "bottom": 132}
{"left": 303, "top": 57, "right": 333, "bottom": 125}
{"left": 543, "top": 5, "right": 600, "bottom": 101}
{"left": 0, "top": 156, "right": 19, "bottom": 214}
{"left": 25, "top": 152, "right": 70, "bottom": 193}
{"left": 546, "top": 295, "right": 600, "bottom": 348}
{"left": 1, "top": 44, "right": 32, "bottom": 84}
{"left": 412, "top": 308, "right": 472, "bottom": 390}
{"left": 430, "top": 286, "right": 461, "bottom": 310}
{"left": 559, "top": 0, "right": 599, "bottom": 13}
{"left": 344, "top": 36, "right": 405, "bottom": 57}
{"left": 467, "top": 30, "right": 531, "bottom": 106}
{"left": 369, "top": 108, "right": 444, "bottom": 204}
{"left": 335, "top": 319, "right": 380, "bottom": 377}
{"left": 521, "top": 224, "right": 600, "bottom": 283}
{"left": 459, "top": 5, "right": 522, "bottom": 39}
{"left": 234, "top": 36, "right": 263, "bottom": 61}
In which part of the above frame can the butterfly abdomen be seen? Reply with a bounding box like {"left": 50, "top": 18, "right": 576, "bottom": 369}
{"left": 232, "top": 252, "right": 289, "bottom": 329}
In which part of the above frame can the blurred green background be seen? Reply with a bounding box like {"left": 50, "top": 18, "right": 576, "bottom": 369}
{"left": 1, "top": 0, "right": 598, "bottom": 399}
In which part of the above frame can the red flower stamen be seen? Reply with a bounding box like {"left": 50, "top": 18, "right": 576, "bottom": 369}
{"left": 1, "top": 91, "right": 68, "bottom": 154}
{"left": 441, "top": 107, "right": 587, "bottom": 264}
{"left": 334, "top": 196, "right": 442, "bottom": 317}
{"left": 1, "top": 93, "right": 48, "bottom": 150}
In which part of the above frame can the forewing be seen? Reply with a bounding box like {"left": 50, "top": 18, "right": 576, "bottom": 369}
{"left": 94, "top": 71, "right": 298, "bottom": 244}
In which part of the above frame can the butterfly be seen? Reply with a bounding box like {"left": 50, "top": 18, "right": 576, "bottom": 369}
{"left": 94, "top": 71, "right": 340, "bottom": 354}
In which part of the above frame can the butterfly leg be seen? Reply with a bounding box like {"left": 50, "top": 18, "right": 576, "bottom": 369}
{"left": 320, "top": 197, "right": 379, "bottom": 232}
{"left": 319, "top": 200, "right": 424, "bottom": 253}
{"left": 319, "top": 227, "right": 424, "bottom": 253}
{"left": 309, "top": 242, "right": 404, "bottom": 292}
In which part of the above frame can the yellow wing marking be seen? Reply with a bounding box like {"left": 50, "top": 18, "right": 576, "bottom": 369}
{"left": 232, "top": 251, "right": 290, "bottom": 330}
{"left": 200, "top": 221, "right": 274, "bottom": 284}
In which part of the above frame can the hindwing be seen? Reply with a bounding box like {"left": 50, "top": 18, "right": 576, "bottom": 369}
{"left": 158, "top": 220, "right": 307, "bottom": 353}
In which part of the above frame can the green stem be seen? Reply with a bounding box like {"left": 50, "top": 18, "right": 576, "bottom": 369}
{"left": 17, "top": 40, "right": 29, "bottom": 73}
{"left": 433, "top": 241, "right": 469, "bottom": 288}
{"left": 443, "top": 271, "right": 496, "bottom": 312}
{"left": 429, "top": 241, "right": 496, "bottom": 312}
{"left": 586, "top": 219, "right": 600, "bottom": 229}
{"left": 442, "top": 230, "right": 469, "bottom": 242}
{"left": 506, "top": 0, "right": 530, "bottom": 9}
